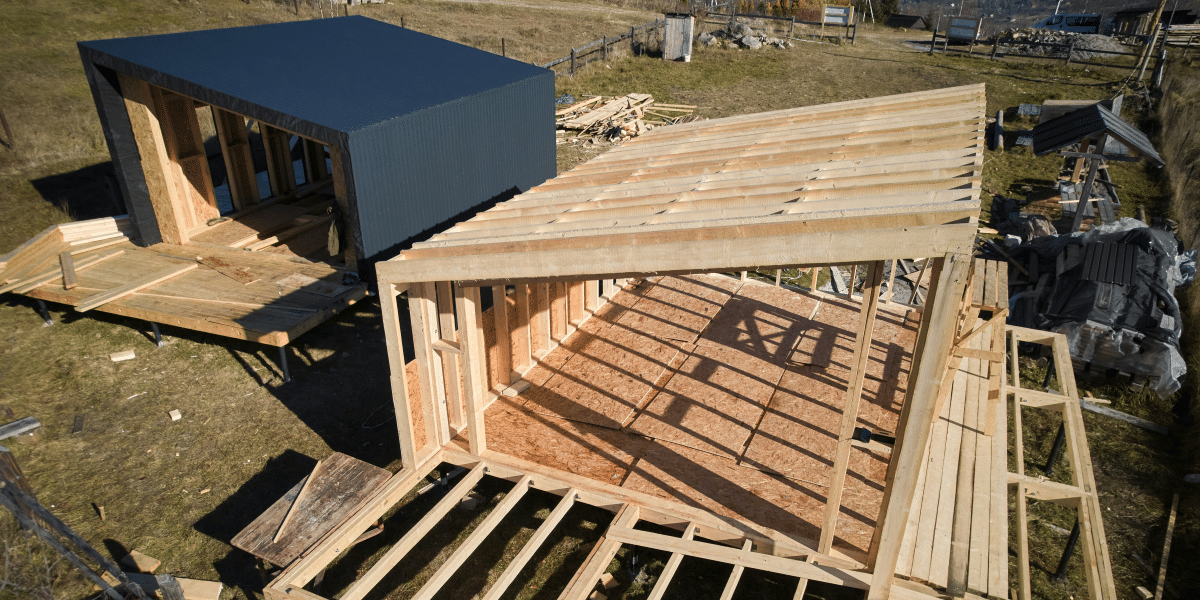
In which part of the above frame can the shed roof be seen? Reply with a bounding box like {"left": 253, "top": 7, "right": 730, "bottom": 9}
{"left": 885, "top": 14, "right": 927, "bottom": 29}
{"left": 1030, "top": 103, "right": 1163, "bottom": 165}
{"left": 377, "top": 84, "right": 987, "bottom": 285}
{"left": 78, "top": 16, "right": 547, "bottom": 142}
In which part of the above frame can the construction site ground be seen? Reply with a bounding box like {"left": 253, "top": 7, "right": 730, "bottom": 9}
{"left": 0, "top": 1, "right": 1192, "bottom": 599}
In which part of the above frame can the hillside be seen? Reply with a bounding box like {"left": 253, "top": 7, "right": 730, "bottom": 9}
{"left": 897, "top": 0, "right": 1200, "bottom": 32}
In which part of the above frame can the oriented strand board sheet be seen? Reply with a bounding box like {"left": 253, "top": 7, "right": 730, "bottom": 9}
{"left": 484, "top": 397, "right": 647, "bottom": 484}
{"left": 699, "top": 280, "right": 822, "bottom": 362}
{"left": 519, "top": 328, "right": 683, "bottom": 429}
{"left": 788, "top": 296, "right": 917, "bottom": 383}
{"left": 620, "top": 440, "right": 832, "bottom": 558}
{"left": 740, "top": 365, "right": 842, "bottom": 483}
{"left": 190, "top": 203, "right": 311, "bottom": 247}
{"left": 833, "top": 445, "right": 891, "bottom": 559}
{"left": 613, "top": 274, "right": 741, "bottom": 343}
{"left": 626, "top": 341, "right": 783, "bottom": 459}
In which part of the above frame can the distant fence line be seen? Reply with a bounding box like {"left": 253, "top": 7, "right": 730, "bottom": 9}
{"left": 928, "top": 27, "right": 1143, "bottom": 69}
{"left": 541, "top": 19, "right": 665, "bottom": 75}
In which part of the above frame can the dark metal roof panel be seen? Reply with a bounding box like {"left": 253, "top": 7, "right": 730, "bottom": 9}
{"left": 78, "top": 16, "right": 548, "bottom": 137}
{"left": 350, "top": 72, "right": 555, "bottom": 260}
{"left": 1030, "top": 104, "right": 1163, "bottom": 165}
{"left": 1081, "top": 242, "right": 1137, "bottom": 286}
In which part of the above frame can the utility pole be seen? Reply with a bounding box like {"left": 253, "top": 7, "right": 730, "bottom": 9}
{"left": 1135, "top": 0, "right": 1170, "bottom": 81}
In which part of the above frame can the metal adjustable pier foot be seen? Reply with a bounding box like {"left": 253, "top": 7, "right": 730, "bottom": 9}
{"left": 150, "top": 322, "right": 164, "bottom": 347}
{"left": 35, "top": 300, "right": 53, "bottom": 326}
{"left": 278, "top": 345, "right": 292, "bottom": 384}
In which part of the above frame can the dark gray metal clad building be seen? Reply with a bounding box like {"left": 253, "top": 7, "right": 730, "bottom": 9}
{"left": 78, "top": 16, "right": 555, "bottom": 275}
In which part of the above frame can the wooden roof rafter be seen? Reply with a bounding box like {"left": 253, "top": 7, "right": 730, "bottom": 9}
{"left": 377, "top": 84, "right": 986, "bottom": 288}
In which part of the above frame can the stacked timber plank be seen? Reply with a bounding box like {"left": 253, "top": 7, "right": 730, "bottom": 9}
{"left": 894, "top": 259, "right": 1009, "bottom": 599}
{"left": 556, "top": 93, "right": 696, "bottom": 143}
{"left": 0, "top": 215, "right": 365, "bottom": 347}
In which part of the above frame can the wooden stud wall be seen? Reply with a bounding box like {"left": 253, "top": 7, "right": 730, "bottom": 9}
{"left": 212, "top": 108, "right": 260, "bottom": 210}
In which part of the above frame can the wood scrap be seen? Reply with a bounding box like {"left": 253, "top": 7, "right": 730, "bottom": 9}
{"left": 556, "top": 93, "right": 696, "bottom": 144}
{"left": 197, "top": 255, "right": 259, "bottom": 285}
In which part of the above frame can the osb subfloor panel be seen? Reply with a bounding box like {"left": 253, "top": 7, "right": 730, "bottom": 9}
{"left": 22, "top": 241, "right": 365, "bottom": 346}
{"left": 485, "top": 276, "right": 929, "bottom": 561}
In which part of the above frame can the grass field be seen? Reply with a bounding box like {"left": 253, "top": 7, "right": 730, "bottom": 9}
{"left": 0, "top": 2, "right": 1195, "bottom": 599}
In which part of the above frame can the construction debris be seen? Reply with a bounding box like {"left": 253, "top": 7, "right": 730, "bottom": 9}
{"left": 699, "top": 25, "right": 794, "bottom": 50}
{"left": 121, "top": 549, "right": 161, "bottom": 574}
{"left": 556, "top": 93, "right": 696, "bottom": 144}
{"left": 994, "top": 29, "right": 1136, "bottom": 60}
{"left": 110, "top": 350, "right": 136, "bottom": 362}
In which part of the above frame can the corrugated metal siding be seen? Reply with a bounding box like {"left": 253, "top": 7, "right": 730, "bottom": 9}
{"left": 351, "top": 72, "right": 555, "bottom": 260}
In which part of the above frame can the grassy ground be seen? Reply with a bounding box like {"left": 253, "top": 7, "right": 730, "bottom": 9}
{"left": 0, "top": 5, "right": 1195, "bottom": 600}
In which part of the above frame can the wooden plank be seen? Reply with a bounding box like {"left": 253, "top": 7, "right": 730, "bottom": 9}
{"left": 868, "top": 254, "right": 971, "bottom": 600}
{"left": 531, "top": 283, "right": 552, "bottom": 356}
{"left": 9, "top": 250, "right": 125, "bottom": 294}
{"left": 339, "top": 464, "right": 485, "bottom": 600}
{"left": 379, "top": 284, "right": 420, "bottom": 469}
{"left": 378, "top": 221, "right": 980, "bottom": 286}
{"left": 59, "top": 252, "right": 77, "bottom": 290}
{"left": 481, "top": 489, "right": 577, "bottom": 600}
{"left": 945, "top": 354, "right": 978, "bottom": 597}
{"left": 492, "top": 285, "right": 515, "bottom": 385}
{"left": 436, "top": 281, "right": 465, "bottom": 431}
{"left": 646, "top": 522, "right": 696, "bottom": 600}
{"left": 411, "top": 476, "right": 532, "bottom": 600}
{"left": 456, "top": 285, "right": 488, "bottom": 455}
{"left": 604, "top": 527, "right": 870, "bottom": 590}
{"left": 928, "top": 363, "right": 969, "bottom": 588}
{"left": 230, "top": 453, "right": 391, "bottom": 568}
{"left": 1154, "top": 493, "right": 1179, "bottom": 600}
{"left": 447, "top": 449, "right": 825, "bottom": 562}
{"left": 409, "top": 282, "right": 449, "bottom": 448}
{"left": 818, "top": 261, "right": 884, "bottom": 554}
{"left": 273, "top": 459, "right": 322, "bottom": 543}
{"left": 513, "top": 284, "right": 532, "bottom": 372}
{"left": 558, "top": 504, "right": 639, "bottom": 600}
{"left": 987, "top": 357, "right": 1008, "bottom": 595}
{"left": 719, "top": 540, "right": 753, "bottom": 600}
{"left": 76, "top": 263, "right": 197, "bottom": 312}
{"left": 968, "top": 353, "right": 992, "bottom": 593}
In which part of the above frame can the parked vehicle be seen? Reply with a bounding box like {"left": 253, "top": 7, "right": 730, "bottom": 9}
{"left": 1033, "top": 13, "right": 1102, "bottom": 34}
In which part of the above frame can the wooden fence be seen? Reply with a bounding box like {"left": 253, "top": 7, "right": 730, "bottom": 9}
{"left": 929, "top": 29, "right": 1143, "bottom": 68}
{"left": 541, "top": 19, "right": 664, "bottom": 75}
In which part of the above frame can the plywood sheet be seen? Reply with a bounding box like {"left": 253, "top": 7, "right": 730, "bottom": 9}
{"left": 191, "top": 203, "right": 311, "bottom": 247}
{"left": 699, "top": 280, "right": 822, "bottom": 362}
{"left": 518, "top": 323, "right": 683, "bottom": 428}
{"left": 740, "top": 365, "right": 842, "bottom": 484}
{"left": 484, "top": 397, "right": 646, "bottom": 484}
{"left": 620, "top": 440, "right": 834, "bottom": 558}
{"left": 614, "top": 273, "right": 741, "bottom": 343}
{"left": 832, "top": 445, "right": 890, "bottom": 559}
{"left": 788, "top": 296, "right": 917, "bottom": 383}
{"left": 626, "top": 341, "right": 783, "bottom": 459}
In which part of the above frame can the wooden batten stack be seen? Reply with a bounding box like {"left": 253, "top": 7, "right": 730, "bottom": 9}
{"left": 262, "top": 84, "right": 1102, "bottom": 600}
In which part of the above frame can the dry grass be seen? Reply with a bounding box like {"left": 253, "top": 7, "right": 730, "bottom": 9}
{"left": 0, "top": 8, "right": 1195, "bottom": 600}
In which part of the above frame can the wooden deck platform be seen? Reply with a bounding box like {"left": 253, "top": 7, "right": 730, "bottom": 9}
{"left": 0, "top": 211, "right": 366, "bottom": 347}
{"left": 451, "top": 271, "right": 1003, "bottom": 570}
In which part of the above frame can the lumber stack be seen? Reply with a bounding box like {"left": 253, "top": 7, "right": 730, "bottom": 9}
{"left": 555, "top": 93, "right": 696, "bottom": 143}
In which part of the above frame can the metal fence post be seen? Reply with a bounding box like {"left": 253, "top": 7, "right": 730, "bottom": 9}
{"left": 930, "top": 27, "right": 938, "bottom": 53}
{"left": 790, "top": 16, "right": 795, "bottom": 36}
{"left": 570, "top": 47, "right": 576, "bottom": 75}
{"left": 502, "top": 37, "right": 506, "bottom": 57}
{"left": 603, "top": 34, "right": 608, "bottom": 60}
{"left": 1065, "top": 38, "right": 1075, "bottom": 65}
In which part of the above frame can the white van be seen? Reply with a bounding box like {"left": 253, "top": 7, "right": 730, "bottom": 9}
{"left": 1033, "top": 14, "right": 1102, "bottom": 34}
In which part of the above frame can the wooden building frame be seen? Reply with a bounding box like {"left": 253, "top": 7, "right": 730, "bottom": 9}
{"left": 258, "top": 85, "right": 1115, "bottom": 600}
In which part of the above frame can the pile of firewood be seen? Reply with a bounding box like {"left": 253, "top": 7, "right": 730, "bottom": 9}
{"left": 555, "top": 93, "right": 697, "bottom": 143}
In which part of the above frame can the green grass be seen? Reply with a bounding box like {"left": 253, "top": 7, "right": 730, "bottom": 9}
{"left": 0, "top": 8, "right": 1195, "bottom": 600}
